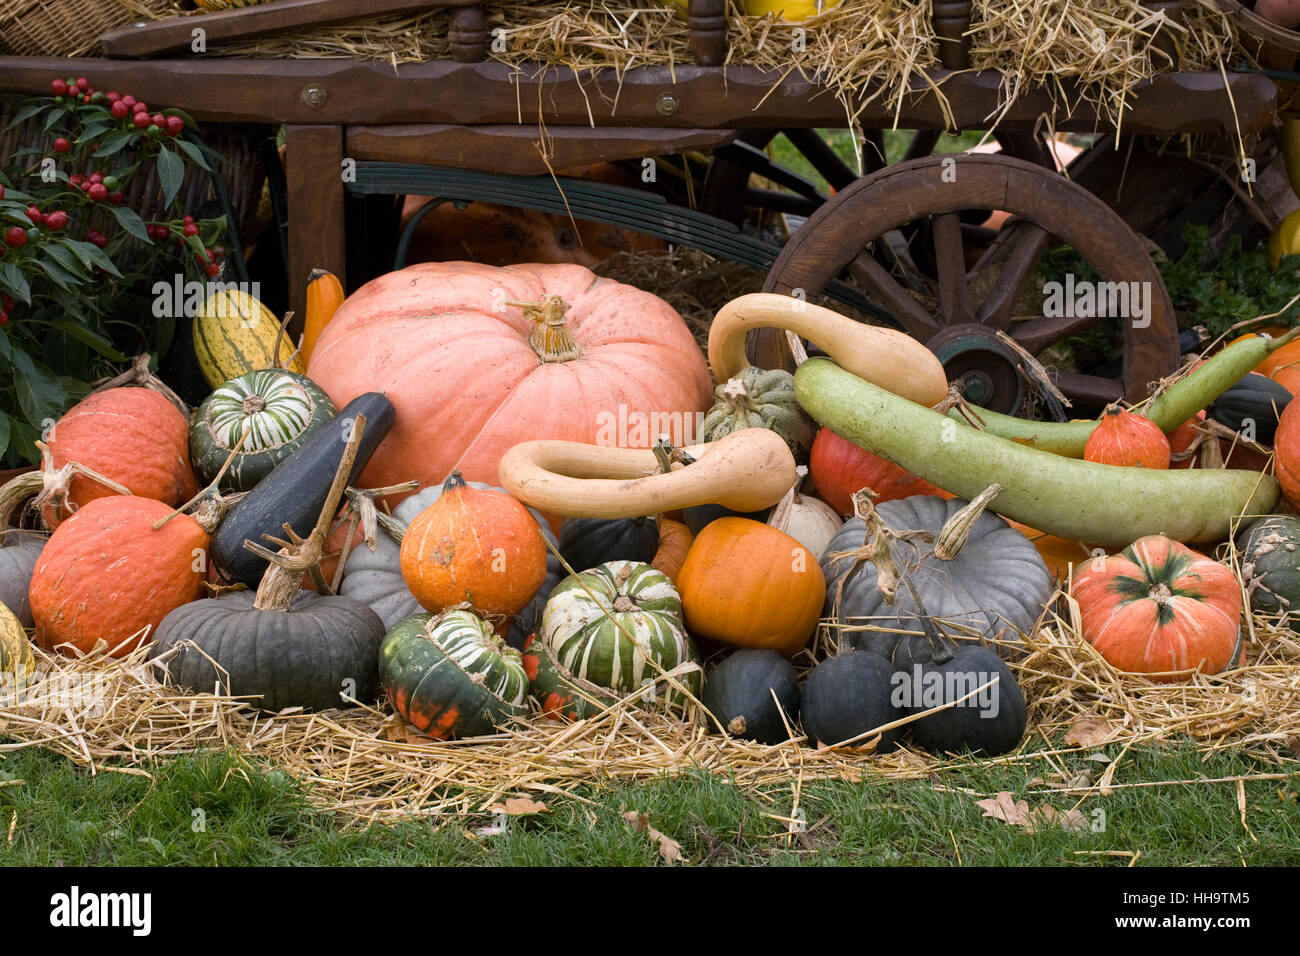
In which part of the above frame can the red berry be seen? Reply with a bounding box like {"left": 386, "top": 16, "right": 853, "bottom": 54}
{"left": 75, "top": 78, "right": 88, "bottom": 92}
{"left": 107, "top": 191, "right": 124, "bottom": 205}
{"left": 45, "top": 211, "right": 68, "bottom": 230}
{"left": 205, "top": 263, "right": 220, "bottom": 278}
{"left": 3, "top": 296, "right": 13, "bottom": 311}
{"left": 87, "top": 183, "right": 108, "bottom": 202}
{"left": 0, "top": 184, "right": 5, "bottom": 199}
{"left": 51, "top": 79, "right": 68, "bottom": 95}
{"left": 150, "top": 113, "right": 165, "bottom": 128}
{"left": 111, "top": 100, "right": 129, "bottom": 119}
{"left": 26, "top": 206, "right": 42, "bottom": 224}
{"left": 5, "top": 227, "right": 27, "bottom": 247}
{"left": 81, "top": 95, "right": 90, "bottom": 104}
{"left": 164, "top": 116, "right": 185, "bottom": 136}
{"left": 132, "top": 113, "right": 151, "bottom": 130}
{"left": 105, "top": 91, "right": 119, "bottom": 102}
{"left": 132, "top": 101, "right": 147, "bottom": 114}
{"left": 89, "top": 172, "right": 103, "bottom": 184}
{"left": 121, "top": 95, "right": 135, "bottom": 108}
{"left": 183, "top": 223, "right": 199, "bottom": 237}
{"left": 0, "top": 313, "right": 8, "bottom": 326}
{"left": 183, "top": 215, "right": 194, "bottom": 225}
{"left": 87, "top": 230, "right": 107, "bottom": 248}
{"left": 53, "top": 137, "right": 70, "bottom": 153}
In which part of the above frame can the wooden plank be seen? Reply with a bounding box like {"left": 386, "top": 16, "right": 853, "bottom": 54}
{"left": 0, "top": 59, "right": 1277, "bottom": 134}
{"left": 344, "top": 125, "right": 736, "bottom": 175}
{"left": 101, "top": 0, "right": 482, "bottom": 59}
{"left": 285, "top": 125, "right": 345, "bottom": 336}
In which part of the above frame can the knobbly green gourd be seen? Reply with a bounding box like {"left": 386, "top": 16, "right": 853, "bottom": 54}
{"left": 795, "top": 357, "right": 1279, "bottom": 547}
{"left": 1238, "top": 515, "right": 1300, "bottom": 625}
{"left": 702, "top": 367, "right": 815, "bottom": 461}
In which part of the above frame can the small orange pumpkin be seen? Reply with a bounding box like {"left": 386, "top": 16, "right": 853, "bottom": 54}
{"left": 1166, "top": 412, "right": 1205, "bottom": 470}
{"left": 399, "top": 471, "right": 547, "bottom": 618}
{"left": 29, "top": 496, "right": 208, "bottom": 657}
{"left": 1070, "top": 535, "right": 1241, "bottom": 681}
{"left": 808, "top": 426, "right": 950, "bottom": 515}
{"left": 675, "top": 517, "right": 825, "bottom": 657}
{"left": 42, "top": 387, "right": 198, "bottom": 528}
{"left": 1233, "top": 329, "right": 1300, "bottom": 396}
{"left": 1083, "top": 404, "right": 1170, "bottom": 469}
{"left": 1275, "top": 399, "right": 1300, "bottom": 507}
{"left": 650, "top": 518, "right": 694, "bottom": 583}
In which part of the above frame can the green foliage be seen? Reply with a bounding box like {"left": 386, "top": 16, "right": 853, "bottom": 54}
{"left": 1159, "top": 224, "right": 1300, "bottom": 340}
{"left": 0, "top": 82, "right": 230, "bottom": 466}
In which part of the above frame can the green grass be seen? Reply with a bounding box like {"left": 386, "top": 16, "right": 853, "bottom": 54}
{"left": 1, "top": 742, "right": 1296, "bottom": 866}
{"left": 769, "top": 129, "right": 988, "bottom": 193}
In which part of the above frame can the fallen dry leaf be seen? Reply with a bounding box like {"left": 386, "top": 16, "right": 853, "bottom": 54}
{"left": 623, "top": 810, "right": 687, "bottom": 865}
{"left": 976, "top": 792, "right": 1088, "bottom": 833}
{"left": 488, "top": 797, "right": 549, "bottom": 817}
{"left": 1064, "top": 718, "right": 1113, "bottom": 748}
{"left": 379, "top": 714, "right": 409, "bottom": 742}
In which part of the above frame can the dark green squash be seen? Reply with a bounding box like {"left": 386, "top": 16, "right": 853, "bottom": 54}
{"left": 701, "top": 648, "right": 800, "bottom": 744}
{"left": 682, "top": 502, "right": 771, "bottom": 536}
{"left": 212, "top": 393, "right": 395, "bottom": 584}
{"left": 1238, "top": 514, "right": 1300, "bottom": 624}
{"left": 190, "top": 369, "right": 336, "bottom": 492}
{"left": 894, "top": 578, "right": 1027, "bottom": 757}
{"left": 151, "top": 589, "right": 384, "bottom": 712}
{"left": 1209, "top": 373, "right": 1292, "bottom": 444}
{"left": 380, "top": 608, "right": 530, "bottom": 740}
{"left": 558, "top": 516, "right": 659, "bottom": 573}
{"left": 800, "top": 651, "right": 903, "bottom": 751}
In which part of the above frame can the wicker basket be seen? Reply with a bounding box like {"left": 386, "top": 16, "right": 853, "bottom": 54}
{"left": 0, "top": 0, "right": 175, "bottom": 58}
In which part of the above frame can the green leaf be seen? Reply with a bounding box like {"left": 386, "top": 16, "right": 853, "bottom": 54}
{"left": 78, "top": 122, "right": 112, "bottom": 141}
{"left": 174, "top": 138, "right": 213, "bottom": 172}
{"left": 109, "top": 205, "right": 150, "bottom": 243}
{"left": 0, "top": 326, "right": 10, "bottom": 364}
{"left": 93, "top": 130, "right": 136, "bottom": 158}
{"left": 0, "top": 411, "right": 9, "bottom": 463}
{"left": 62, "top": 239, "right": 123, "bottom": 278}
{"left": 0, "top": 262, "right": 31, "bottom": 305}
{"left": 42, "top": 108, "right": 66, "bottom": 132}
{"left": 34, "top": 258, "right": 80, "bottom": 294}
{"left": 40, "top": 320, "right": 126, "bottom": 361}
{"left": 4, "top": 103, "right": 44, "bottom": 130}
{"left": 43, "top": 241, "right": 86, "bottom": 277}
{"left": 156, "top": 147, "right": 184, "bottom": 209}
{"left": 10, "top": 351, "right": 66, "bottom": 428}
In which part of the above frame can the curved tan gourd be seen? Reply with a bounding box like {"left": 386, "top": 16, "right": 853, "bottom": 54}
{"left": 708, "top": 292, "right": 950, "bottom": 406}
{"left": 498, "top": 429, "right": 798, "bottom": 518}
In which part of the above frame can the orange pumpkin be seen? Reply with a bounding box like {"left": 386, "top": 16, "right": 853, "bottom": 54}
{"left": 41, "top": 387, "right": 198, "bottom": 528}
{"left": 1233, "top": 329, "right": 1300, "bottom": 396}
{"left": 676, "top": 517, "right": 825, "bottom": 657}
{"left": 1274, "top": 399, "right": 1300, "bottom": 507}
{"left": 1070, "top": 535, "right": 1241, "bottom": 681}
{"left": 399, "top": 471, "right": 547, "bottom": 618}
{"left": 1166, "top": 411, "right": 1205, "bottom": 470}
{"left": 29, "top": 496, "right": 208, "bottom": 657}
{"left": 307, "top": 262, "right": 713, "bottom": 498}
{"left": 1083, "top": 405, "right": 1170, "bottom": 469}
{"left": 808, "top": 426, "right": 950, "bottom": 515}
{"left": 650, "top": 518, "right": 694, "bottom": 583}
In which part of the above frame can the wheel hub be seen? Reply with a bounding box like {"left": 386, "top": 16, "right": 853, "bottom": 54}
{"left": 926, "top": 324, "right": 1026, "bottom": 414}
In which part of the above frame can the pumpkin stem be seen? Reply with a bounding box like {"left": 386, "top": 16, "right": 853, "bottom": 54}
{"left": 1148, "top": 582, "right": 1175, "bottom": 607}
{"left": 153, "top": 430, "right": 251, "bottom": 532}
{"left": 899, "top": 575, "right": 956, "bottom": 667}
{"left": 443, "top": 470, "right": 468, "bottom": 492}
{"left": 90, "top": 353, "right": 189, "bottom": 416}
{"left": 719, "top": 376, "right": 757, "bottom": 414}
{"left": 509, "top": 296, "right": 581, "bottom": 363}
{"left": 30, "top": 441, "right": 135, "bottom": 527}
{"left": 241, "top": 394, "right": 268, "bottom": 416}
{"left": 933, "top": 484, "right": 1002, "bottom": 561}
{"left": 767, "top": 465, "right": 807, "bottom": 535}
{"left": 931, "top": 382, "right": 987, "bottom": 429}
{"left": 249, "top": 413, "right": 366, "bottom": 612}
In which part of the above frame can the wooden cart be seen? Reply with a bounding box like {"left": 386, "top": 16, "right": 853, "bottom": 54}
{"left": 0, "top": 0, "right": 1287, "bottom": 416}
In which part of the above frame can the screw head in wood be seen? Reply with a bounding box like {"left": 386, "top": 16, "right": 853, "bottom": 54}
{"left": 656, "top": 92, "right": 680, "bottom": 116}
{"left": 302, "top": 84, "right": 328, "bottom": 108}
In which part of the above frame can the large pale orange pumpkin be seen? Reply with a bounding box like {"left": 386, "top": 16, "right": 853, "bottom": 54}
{"left": 676, "top": 517, "right": 825, "bottom": 657}
{"left": 808, "top": 426, "right": 949, "bottom": 515}
{"left": 399, "top": 471, "right": 548, "bottom": 619}
{"left": 30, "top": 496, "right": 208, "bottom": 657}
{"left": 307, "top": 262, "right": 713, "bottom": 495}
{"left": 42, "top": 386, "right": 198, "bottom": 528}
{"left": 1070, "top": 535, "right": 1241, "bottom": 681}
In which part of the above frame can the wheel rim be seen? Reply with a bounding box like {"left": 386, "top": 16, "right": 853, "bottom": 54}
{"left": 760, "top": 153, "right": 1178, "bottom": 409}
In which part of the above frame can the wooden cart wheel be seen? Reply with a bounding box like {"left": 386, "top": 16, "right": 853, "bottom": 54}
{"left": 758, "top": 153, "right": 1180, "bottom": 413}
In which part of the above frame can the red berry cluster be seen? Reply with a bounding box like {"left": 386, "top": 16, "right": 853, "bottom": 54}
{"left": 50, "top": 78, "right": 186, "bottom": 137}
{"left": 0, "top": 294, "right": 14, "bottom": 326}
{"left": 148, "top": 216, "right": 225, "bottom": 277}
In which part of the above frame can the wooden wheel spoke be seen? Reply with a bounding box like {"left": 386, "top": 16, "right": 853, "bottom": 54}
{"left": 784, "top": 128, "right": 864, "bottom": 187}
{"left": 931, "top": 212, "right": 975, "bottom": 326}
{"left": 847, "top": 251, "right": 939, "bottom": 339}
{"left": 974, "top": 221, "right": 1051, "bottom": 330}
{"left": 902, "top": 129, "right": 941, "bottom": 163}
{"left": 1051, "top": 371, "right": 1124, "bottom": 406}
{"left": 1011, "top": 311, "right": 1103, "bottom": 355}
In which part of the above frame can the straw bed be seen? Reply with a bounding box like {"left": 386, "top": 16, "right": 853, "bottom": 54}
{"left": 1, "top": 592, "right": 1295, "bottom": 824}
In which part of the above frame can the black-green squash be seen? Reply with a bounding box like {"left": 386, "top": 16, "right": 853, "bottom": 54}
{"left": 800, "top": 651, "right": 903, "bottom": 751}
{"left": 1209, "top": 373, "right": 1292, "bottom": 444}
{"left": 682, "top": 502, "right": 771, "bottom": 535}
{"left": 1238, "top": 514, "right": 1300, "bottom": 624}
{"left": 701, "top": 648, "right": 800, "bottom": 744}
{"left": 212, "top": 392, "right": 395, "bottom": 584}
{"left": 190, "top": 369, "right": 336, "bottom": 492}
{"left": 380, "top": 608, "right": 530, "bottom": 739}
{"left": 558, "top": 516, "right": 659, "bottom": 573}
